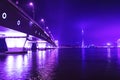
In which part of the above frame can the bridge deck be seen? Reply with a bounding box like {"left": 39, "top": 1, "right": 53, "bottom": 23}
{"left": 0, "top": 0, "right": 56, "bottom": 46}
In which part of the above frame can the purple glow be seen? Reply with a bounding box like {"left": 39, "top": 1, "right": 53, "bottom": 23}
{"left": 6, "top": 56, "right": 14, "bottom": 72}
{"left": 55, "top": 40, "right": 59, "bottom": 47}
{"left": 82, "top": 48, "right": 85, "bottom": 71}
{"left": 117, "top": 48, "right": 120, "bottom": 58}
{"left": 37, "top": 40, "right": 46, "bottom": 48}
{"left": 29, "top": 2, "right": 34, "bottom": 6}
{"left": 107, "top": 43, "right": 111, "bottom": 46}
{"left": 107, "top": 48, "right": 111, "bottom": 58}
{"left": 16, "top": 1, "right": 19, "bottom": 4}
{"left": 29, "top": 21, "right": 33, "bottom": 26}
{"left": 117, "top": 48, "right": 120, "bottom": 65}
{"left": 38, "top": 51, "right": 46, "bottom": 65}
{"left": 77, "top": 20, "right": 120, "bottom": 46}
{"left": 117, "top": 39, "right": 120, "bottom": 47}
{"left": 16, "top": 56, "right": 23, "bottom": 69}
{"left": 4, "top": 31, "right": 26, "bottom": 48}
{"left": 38, "top": 49, "right": 58, "bottom": 79}
{"left": 24, "top": 41, "right": 31, "bottom": 48}
{"left": 46, "top": 26, "right": 49, "bottom": 29}
{"left": 82, "top": 29, "right": 84, "bottom": 33}
{"left": 41, "top": 18, "right": 44, "bottom": 22}
{"left": 49, "top": 31, "right": 51, "bottom": 34}
{"left": 82, "top": 48, "right": 85, "bottom": 60}
{"left": 5, "top": 55, "right": 29, "bottom": 79}
{"left": 6, "top": 38, "right": 26, "bottom": 48}
{"left": 0, "top": 30, "right": 32, "bottom": 48}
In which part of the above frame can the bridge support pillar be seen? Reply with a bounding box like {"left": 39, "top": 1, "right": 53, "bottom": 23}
{"left": 0, "top": 38, "right": 8, "bottom": 52}
{"left": 31, "top": 42, "right": 37, "bottom": 51}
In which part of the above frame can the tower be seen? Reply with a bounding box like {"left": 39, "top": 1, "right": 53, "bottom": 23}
{"left": 82, "top": 29, "right": 84, "bottom": 48}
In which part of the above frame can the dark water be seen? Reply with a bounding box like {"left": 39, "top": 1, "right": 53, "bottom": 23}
{"left": 0, "top": 48, "right": 120, "bottom": 80}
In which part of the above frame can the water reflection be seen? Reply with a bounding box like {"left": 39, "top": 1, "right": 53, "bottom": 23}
{"left": 117, "top": 48, "right": 120, "bottom": 65}
{"left": 40, "top": 49, "right": 58, "bottom": 80}
{"left": 107, "top": 48, "right": 111, "bottom": 59}
{"left": 117, "top": 48, "right": 120, "bottom": 58}
{"left": 0, "top": 49, "right": 58, "bottom": 80}
{"left": 81, "top": 48, "right": 86, "bottom": 75}
{"left": 82, "top": 48, "right": 85, "bottom": 61}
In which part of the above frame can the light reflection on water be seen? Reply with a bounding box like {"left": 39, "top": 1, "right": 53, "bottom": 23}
{"left": 107, "top": 48, "right": 111, "bottom": 59}
{"left": 1, "top": 48, "right": 120, "bottom": 80}
{"left": 117, "top": 48, "right": 120, "bottom": 66}
{"left": 117, "top": 48, "right": 120, "bottom": 59}
{"left": 81, "top": 48, "right": 85, "bottom": 72}
{"left": 0, "top": 49, "right": 58, "bottom": 80}
{"left": 107, "top": 48, "right": 111, "bottom": 64}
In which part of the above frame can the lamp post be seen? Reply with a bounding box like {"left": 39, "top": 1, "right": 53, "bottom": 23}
{"left": 24, "top": 2, "right": 36, "bottom": 50}
{"left": 16, "top": 0, "right": 19, "bottom": 5}
{"left": 40, "top": 18, "right": 46, "bottom": 29}
{"left": 29, "top": 2, "right": 35, "bottom": 20}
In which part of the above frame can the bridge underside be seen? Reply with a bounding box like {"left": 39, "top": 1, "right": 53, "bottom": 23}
{"left": 0, "top": 0, "right": 56, "bottom": 47}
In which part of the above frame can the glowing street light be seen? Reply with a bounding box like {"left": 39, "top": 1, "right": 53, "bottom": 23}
{"left": 40, "top": 18, "right": 46, "bottom": 30}
{"left": 40, "top": 18, "right": 45, "bottom": 23}
{"left": 16, "top": 1, "right": 19, "bottom": 5}
{"left": 46, "top": 26, "right": 49, "bottom": 30}
{"left": 29, "top": 2, "right": 33, "bottom": 6}
{"left": 40, "top": 18, "right": 54, "bottom": 40}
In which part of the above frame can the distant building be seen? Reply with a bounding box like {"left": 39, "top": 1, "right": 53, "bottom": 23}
{"left": 117, "top": 39, "right": 120, "bottom": 47}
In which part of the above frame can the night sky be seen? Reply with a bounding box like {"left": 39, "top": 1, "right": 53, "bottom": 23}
{"left": 13, "top": 0, "right": 120, "bottom": 46}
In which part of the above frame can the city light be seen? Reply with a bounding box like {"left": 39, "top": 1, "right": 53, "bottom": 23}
{"left": 28, "top": 2, "right": 35, "bottom": 19}
{"left": 117, "top": 39, "right": 120, "bottom": 47}
{"left": 37, "top": 40, "right": 47, "bottom": 48}
{"left": 106, "top": 42, "right": 111, "bottom": 46}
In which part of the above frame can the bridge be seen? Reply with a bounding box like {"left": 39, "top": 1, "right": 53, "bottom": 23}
{"left": 0, "top": 0, "right": 56, "bottom": 50}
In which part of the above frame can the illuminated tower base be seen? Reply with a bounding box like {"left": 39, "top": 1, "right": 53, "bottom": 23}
{"left": 81, "top": 29, "right": 84, "bottom": 48}
{"left": 117, "top": 39, "right": 120, "bottom": 47}
{"left": 82, "top": 40, "right": 84, "bottom": 48}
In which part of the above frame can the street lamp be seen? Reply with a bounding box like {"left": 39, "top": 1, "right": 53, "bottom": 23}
{"left": 23, "top": 2, "right": 35, "bottom": 50}
{"left": 29, "top": 2, "right": 33, "bottom": 6}
{"left": 28, "top": 2, "right": 35, "bottom": 20}
{"left": 41, "top": 18, "right": 45, "bottom": 22}
{"left": 40, "top": 18, "right": 47, "bottom": 30}
{"left": 46, "top": 26, "right": 49, "bottom": 30}
{"left": 16, "top": 1, "right": 19, "bottom": 5}
{"left": 107, "top": 42, "right": 111, "bottom": 46}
